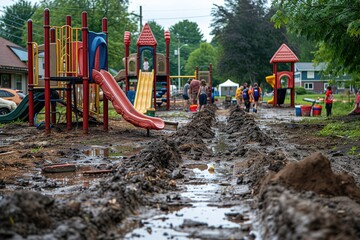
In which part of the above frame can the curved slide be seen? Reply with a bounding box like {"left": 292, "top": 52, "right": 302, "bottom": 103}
{"left": 134, "top": 70, "right": 154, "bottom": 114}
{"left": 266, "top": 74, "right": 275, "bottom": 104}
{"left": 92, "top": 69, "right": 164, "bottom": 130}
{"left": 0, "top": 92, "right": 45, "bottom": 124}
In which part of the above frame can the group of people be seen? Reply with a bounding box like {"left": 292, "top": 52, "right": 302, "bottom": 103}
{"left": 235, "top": 82, "right": 262, "bottom": 113}
{"left": 183, "top": 78, "right": 209, "bottom": 112}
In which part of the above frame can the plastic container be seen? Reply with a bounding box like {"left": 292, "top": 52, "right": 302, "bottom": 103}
{"left": 295, "top": 105, "right": 302, "bottom": 116}
{"left": 301, "top": 105, "right": 312, "bottom": 117}
{"left": 146, "top": 108, "right": 155, "bottom": 117}
{"left": 313, "top": 104, "right": 322, "bottom": 117}
{"left": 189, "top": 104, "right": 198, "bottom": 112}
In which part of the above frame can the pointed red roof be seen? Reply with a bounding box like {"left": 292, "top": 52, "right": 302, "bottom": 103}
{"left": 270, "top": 44, "right": 298, "bottom": 63}
{"left": 137, "top": 23, "right": 157, "bottom": 46}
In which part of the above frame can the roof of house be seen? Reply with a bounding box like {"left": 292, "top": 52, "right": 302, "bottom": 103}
{"left": 295, "top": 62, "right": 327, "bottom": 71}
{"left": 270, "top": 44, "right": 299, "bottom": 63}
{"left": 0, "top": 37, "right": 28, "bottom": 71}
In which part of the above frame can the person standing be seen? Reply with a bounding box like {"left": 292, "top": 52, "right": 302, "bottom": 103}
{"left": 143, "top": 58, "right": 149, "bottom": 72}
{"left": 235, "top": 85, "right": 244, "bottom": 110}
{"left": 325, "top": 86, "right": 334, "bottom": 117}
{"left": 183, "top": 79, "right": 192, "bottom": 111}
{"left": 249, "top": 83, "right": 262, "bottom": 113}
{"left": 242, "top": 83, "right": 251, "bottom": 112}
{"left": 189, "top": 79, "right": 200, "bottom": 104}
{"left": 197, "top": 79, "right": 208, "bottom": 111}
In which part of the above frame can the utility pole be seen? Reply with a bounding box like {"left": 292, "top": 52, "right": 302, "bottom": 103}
{"left": 131, "top": 6, "right": 143, "bottom": 32}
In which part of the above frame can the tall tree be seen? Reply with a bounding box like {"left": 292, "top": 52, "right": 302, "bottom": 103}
{"left": 211, "top": 0, "right": 287, "bottom": 87}
{"left": 169, "top": 20, "right": 204, "bottom": 76}
{"left": 184, "top": 42, "right": 219, "bottom": 85}
{"left": 271, "top": 0, "right": 360, "bottom": 77}
{"left": 0, "top": 0, "right": 38, "bottom": 47}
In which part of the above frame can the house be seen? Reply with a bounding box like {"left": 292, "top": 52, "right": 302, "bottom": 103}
{"left": 0, "top": 37, "right": 28, "bottom": 93}
{"left": 295, "top": 62, "right": 352, "bottom": 93}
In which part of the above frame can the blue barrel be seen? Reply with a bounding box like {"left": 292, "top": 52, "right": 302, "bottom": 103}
{"left": 295, "top": 105, "right": 302, "bottom": 116}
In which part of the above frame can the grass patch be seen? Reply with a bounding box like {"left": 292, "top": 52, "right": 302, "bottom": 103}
{"left": 319, "top": 121, "right": 360, "bottom": 138}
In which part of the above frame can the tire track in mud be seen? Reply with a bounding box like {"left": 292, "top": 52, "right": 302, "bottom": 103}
{"left": 123, "top": 105, "right": 287, "bottom": 239}
{"left": 1, "top": 106, "right": 360, "bottom": 239}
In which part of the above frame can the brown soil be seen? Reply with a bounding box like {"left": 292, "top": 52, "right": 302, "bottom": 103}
{"left": 1, "top": 102, "right": 360, "bottom": 239}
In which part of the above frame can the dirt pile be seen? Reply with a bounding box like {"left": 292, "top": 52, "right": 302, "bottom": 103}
{"left": 172, "top": 106, "right": 216, "bottom": 160}
{"left": 223, "top": 108, "right": 275, "bottom": 146}
{"left": 257, "top": 152, "right": 360, "bottom": 239}
{"left": 266, "top": 152, "right": 360, "bottom": 201}
{"left": 259, "top": 185, "right": 357, "bottom": 240}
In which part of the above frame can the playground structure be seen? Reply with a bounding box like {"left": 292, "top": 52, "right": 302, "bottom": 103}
{"left": 267, "top": 44, "right": 298, "bottom": 107}
{"left": 120, "top": 24, "right": 213, "bottom": 109}
{"left": 121, "top": 24, "right": 171, "bottom": 111}
{"left": 26, "top": 9, "right": 165, "bottom": 134}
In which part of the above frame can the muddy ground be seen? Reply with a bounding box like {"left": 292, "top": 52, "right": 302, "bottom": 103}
{"left": 1, "top": 101, "right": 360, "bottom": 239}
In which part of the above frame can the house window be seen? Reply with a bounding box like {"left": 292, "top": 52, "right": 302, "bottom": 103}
{"left": 304, "top": 83, "right": 313, "bottom": 90}
{"left": 307, "top": 71, "right": 314, "bottom": 79}
{"left": 0, "top": 74, "right": 11, "bottom": 88}
{"left": 15, "top": 75, "right": 22, "bottom": 90}
{"left": 324, "top": 83, "right": 329, "bottom": 92}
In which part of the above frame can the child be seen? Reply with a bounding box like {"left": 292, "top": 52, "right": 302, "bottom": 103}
{"left": 325, "top": 86, "right": 334, "bottom": 117}
{"left": 143, "top": 58, "right": 149, "bottom": 72}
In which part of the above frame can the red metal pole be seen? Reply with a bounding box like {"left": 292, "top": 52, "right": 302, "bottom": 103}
{"left": 165, "top": 31, "right": 170, "bottom": 110}
{"left": 273, "top": 63, "right": 278, "bottom": 107}
{"left": 153, "top": 45, "right": 157, "bottom": 110}
{"left": 50, "top": 28, "right": 56, "bottom": 124}
{"left": 124, "top": 32, "right": 130, "bottom": 92}
{"left": 82, "top": 12, "right": 89, "bottom": 134}
{"left": 44, "top": 9, "right": 51, "bottom": 134}
{"left": 102, "top": 17, "right": 108, "bottom": 131}
{"left": 66, "top": 16, "right": 72, "bottom": 130}
{"left": 27, "top": 20, "right": 35, "bottom": 126}
{"left": 291, "top": 62, "right": 295, "bottom": 107}
{"left": 209, "top": 63, "right": 213, "bottom": 104}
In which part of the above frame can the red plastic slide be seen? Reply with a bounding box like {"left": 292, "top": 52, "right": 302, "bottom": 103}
{"left": 92, "top": 69, "right": 165, "bottom": 130}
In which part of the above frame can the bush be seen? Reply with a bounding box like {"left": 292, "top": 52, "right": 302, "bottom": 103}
{"left": 295, "top": 86, "right": 307, "bottom": 95}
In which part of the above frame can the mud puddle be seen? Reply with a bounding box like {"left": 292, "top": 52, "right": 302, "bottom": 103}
{"left": 4, "top": 144, "right": 146, "bottom": 197}
{"left": 125, "top": 163, "right": 256, "bottom": 240}
{"left": 124, "top": 112, "right": 259, "bottom": 240}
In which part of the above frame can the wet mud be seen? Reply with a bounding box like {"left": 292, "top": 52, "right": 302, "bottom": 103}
{"left": 1, "top": 103, "right": 360, "bottom": 239}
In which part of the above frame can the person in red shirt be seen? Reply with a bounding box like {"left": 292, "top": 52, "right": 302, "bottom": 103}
{"left": 325, "top": 86, "right": 334, "bottom": 117}
{"left": 349, "top": 90, "right": 360, "bottom": 115}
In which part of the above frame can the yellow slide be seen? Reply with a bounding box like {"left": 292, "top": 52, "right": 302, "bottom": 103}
{"left": 134, "top": 70, "right": 154, "bottom": 114}
{"left": 265, "top": 74, "right": 275, "bottom": 104}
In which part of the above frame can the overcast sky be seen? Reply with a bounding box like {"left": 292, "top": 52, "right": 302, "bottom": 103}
{"left": 1, "top": 0, "right": 224, "bottom": 42}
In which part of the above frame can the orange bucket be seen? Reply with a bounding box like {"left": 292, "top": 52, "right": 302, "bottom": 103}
{"left": 313, "top": 105, "right": 322, "bottom": 117}
{"left": 189, "top": 104, "right": 198, "bottom": 112}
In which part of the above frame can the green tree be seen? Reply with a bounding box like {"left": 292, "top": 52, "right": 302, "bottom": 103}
{"left": 29, "top": 0, "right": 137, "bottom": 70}
{"left": 169, "top": 20, "right": 204, "bottom": 76}
{"left": 271, "top": 0, "right": 360, "bottom": 77}
{"left": 184, "top": 42, "right": 218, "bottom": 86}
{"left": 0, "top": 0, "right": 38, "bottom": 47}
{"left": 211, "top": 0, "right": 287, "bottom": 87}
